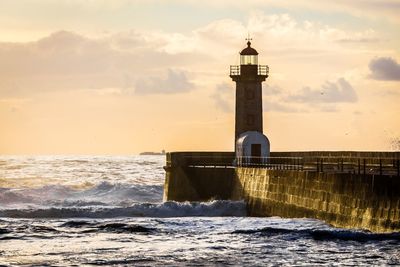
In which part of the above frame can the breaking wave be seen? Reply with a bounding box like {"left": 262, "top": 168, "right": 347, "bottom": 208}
{"left": 232, "top": 227, "right": 400, "bottom": 242}
{"left": 0, "top": 200, "right": 246, "bottom": 219}
{"left": 0, "top": 181, "right": 164, "bottom": 207}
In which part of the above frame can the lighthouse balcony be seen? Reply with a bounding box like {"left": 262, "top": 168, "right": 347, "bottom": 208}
{"left": 230, "top": 65, "right": 269, "bottom": 77}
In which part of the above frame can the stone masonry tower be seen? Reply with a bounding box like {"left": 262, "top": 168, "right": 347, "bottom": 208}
{"left": 230, "top": 40, "right": 269, "bottom": 146}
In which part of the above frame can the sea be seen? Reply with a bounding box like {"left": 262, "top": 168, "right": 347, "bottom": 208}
{"left": 0, "top": 155, "right": 399, "bottom": 266}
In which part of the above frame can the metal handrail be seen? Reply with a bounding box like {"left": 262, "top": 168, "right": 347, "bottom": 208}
{"left": 182, "top": 155, "right": 400, "bottom": 176}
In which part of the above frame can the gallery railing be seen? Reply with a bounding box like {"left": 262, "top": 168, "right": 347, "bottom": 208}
{"left": 230, "top": 65, "right": 240, "bottom": 76}
{"left": 257, "top": 65, "right": 269, "bottom": 76}
{"left": 229, "top": 65, "right": 269, "bottom": 76}
{"left": 183, "top": 155, "right": 400, "bottom": 176}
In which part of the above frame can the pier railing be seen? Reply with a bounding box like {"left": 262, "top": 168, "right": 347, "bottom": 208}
{"left": 183, "top": 155, "right": 400, "bottom": 176}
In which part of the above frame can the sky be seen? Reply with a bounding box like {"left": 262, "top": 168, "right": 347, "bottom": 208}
{"left": 0, "top": 0, "right": 399, "bottom": 155}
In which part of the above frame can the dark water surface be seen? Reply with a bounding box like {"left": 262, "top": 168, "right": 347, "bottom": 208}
{"left": 0, "top": 156, "right": 399, "bottom": 266}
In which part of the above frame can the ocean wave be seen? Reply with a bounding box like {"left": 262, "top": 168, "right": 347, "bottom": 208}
{"left": 0, "top": 221, "right": 155, "bottom": 239}
{"left": 86, "top": 259, "right": 156, "bottom": 266}
{"left": 0, "top": 189, "right": 34, "bottom": 204}
{"left": 47, "top": 200, "right": 109, "bottom": 207}
{"left": 30, "top": 225, "right": 59, "bottom": 233}
{"left": 0, "top": 228, "right": 11, "bottom": 234}
{"left": 0, "top": 200, "right": 246, "bottom": 219}
{"left": 0, "top": 181, "right": 164, "bottom": 207}
{"left": 60, "top": 220, "right": 96, "bottom": 228}
{"left": 82, "top": 181, "right": 163, "bottom": 202}
{"left": 232, "top": 227, "right": 400, "bottom": 242}
{"left": 95, "top": 223, "right": 155, "bottom": 234}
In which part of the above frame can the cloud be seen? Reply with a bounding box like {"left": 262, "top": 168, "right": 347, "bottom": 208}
{"left": 263, "top": 84, "right": 282, "bottom": 95}
{"left": 263, "top": 101, "right": 301, "bottom": 113}
{"left": 242, "top": 12, "right": 381, "bottom": 51}
{"left": 286, "top": 78, "right": 357, "bottom": 103}
{"left": 0, "top": 30, "right": 204, "bottom": 97}
{"left": 210, "top": 80, "right": 352, "bottom": 114}
{"left": 336, "top": 37, "right": 379, "bottom": 43}
{"left": 0, "top": 31, "right": 114, "bottom": 77}
{"left": 182, "top": 0, "right": 400, "bottom": 23}
{"left": 368, "top": 57, "right": 400, "bottom": 81}
{"left": 210, "top": 83, "right": 234, "bottom": 113}
{"left": 262, "top": 84, "right": 301, "bottom": 113}
{"left": 334, "top": 29, "right": 379, "bottom": 44}
{"left": 0, "top": 12, "right": 386, "bottom": 100}
{"left": 318, "top": 104, "right": 338, "bottom": 112}
{"left": 134, "top": 69, "right": 194, "bottom": 95}
{"left": 7, "top": 0, "right": 400, "bottom": 25}
{"left": 211, "top": 82, "right": 303, "bottom": 113}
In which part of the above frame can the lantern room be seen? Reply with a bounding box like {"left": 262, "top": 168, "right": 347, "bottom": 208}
{"left": 240, "top": 41, "right": 258, "bottom": 65}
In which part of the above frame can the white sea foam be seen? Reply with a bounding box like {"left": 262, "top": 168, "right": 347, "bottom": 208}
{"left": 0, "top": 156, "right": 245, "bottom": 218}
{"left": 0, "top": 182, "right": 164, "bottom": 208}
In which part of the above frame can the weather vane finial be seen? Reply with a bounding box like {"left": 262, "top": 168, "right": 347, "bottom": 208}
{"left": 246, "top": 33, "right": 252, "bottom": 47}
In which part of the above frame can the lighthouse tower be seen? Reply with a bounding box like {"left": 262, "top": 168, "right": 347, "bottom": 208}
{"left": 230, "top": 40, "right": 270, "bottom": 163}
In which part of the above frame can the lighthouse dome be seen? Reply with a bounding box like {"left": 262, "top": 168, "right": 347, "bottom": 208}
{"left": 240, "top": 41, "right": 258, "bottom": 55}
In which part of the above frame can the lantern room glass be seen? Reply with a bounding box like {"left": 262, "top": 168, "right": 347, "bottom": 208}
{"left": 240, "top": 55, "right": 258, "bottom": 65}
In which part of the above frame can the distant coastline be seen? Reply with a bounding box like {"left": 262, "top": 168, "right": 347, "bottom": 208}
{"left": 139, "top": 150, "right": 166, "bottom": 156}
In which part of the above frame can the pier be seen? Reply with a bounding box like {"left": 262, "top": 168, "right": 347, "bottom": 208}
{"left": 164, "top": 151, "right": 400, "bottom": 233}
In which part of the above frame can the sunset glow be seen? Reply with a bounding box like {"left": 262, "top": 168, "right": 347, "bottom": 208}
{"left": 1, "top": 0, "right": 399, "bottom": 154}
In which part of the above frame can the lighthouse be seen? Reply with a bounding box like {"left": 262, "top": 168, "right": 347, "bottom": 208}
{"left": 230, "top": 39, "right": 270, "bottom": 164}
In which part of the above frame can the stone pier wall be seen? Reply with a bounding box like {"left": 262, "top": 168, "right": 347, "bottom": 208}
{"left": 163, "top": 152, "right": 235, "bottom": 202}
{"left": 232, "top": 168, "right": 400, "bottom": 233}
{"left": 163, "top": 151, "right": 400, "bottom": 233}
